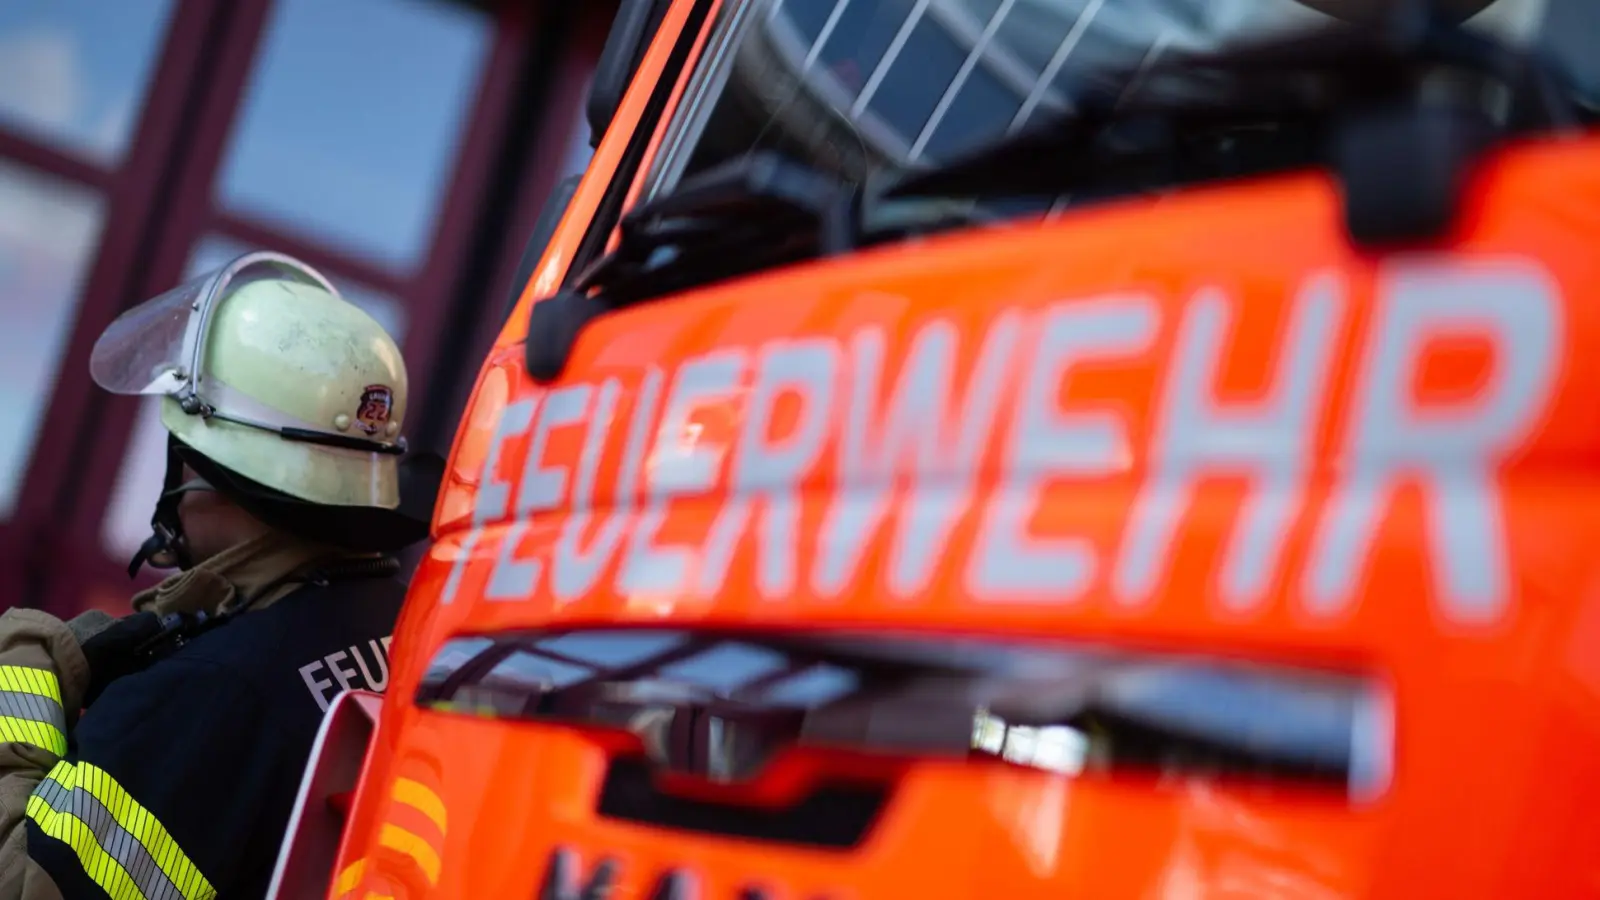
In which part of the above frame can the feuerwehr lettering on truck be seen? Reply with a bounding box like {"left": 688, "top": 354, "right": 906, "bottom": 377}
{"left": 442, "top": 256, "right": 1562, "bottom": 627}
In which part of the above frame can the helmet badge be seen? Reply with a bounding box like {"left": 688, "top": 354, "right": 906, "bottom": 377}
{"left": 356, "top": 384, "right": 394, "bottom": 435}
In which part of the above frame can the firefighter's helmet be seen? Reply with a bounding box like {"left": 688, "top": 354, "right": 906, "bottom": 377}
{"left": 90, "top": 252, "right": 426, "bottom": 574}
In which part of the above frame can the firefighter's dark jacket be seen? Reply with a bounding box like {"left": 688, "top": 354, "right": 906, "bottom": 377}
{"left": 0, "top": 532, "right": 405, "bottom": 899}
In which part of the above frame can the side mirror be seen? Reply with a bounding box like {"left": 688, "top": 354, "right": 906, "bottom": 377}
{"left": 586, "top": 0, "right": 671, "bottom": 149}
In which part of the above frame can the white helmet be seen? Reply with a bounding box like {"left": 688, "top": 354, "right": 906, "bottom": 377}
{"left": 91, "top": 252, "right": 430, "bottom": 574}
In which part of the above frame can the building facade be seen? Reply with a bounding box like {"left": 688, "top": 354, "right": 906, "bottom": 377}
{"left": 0, "top": 0, "right": 616, "bottom": 616}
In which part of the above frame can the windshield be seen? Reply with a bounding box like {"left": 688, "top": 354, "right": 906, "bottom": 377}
{"left": 642, "top": 0, "right": 1594, "bottom": 200}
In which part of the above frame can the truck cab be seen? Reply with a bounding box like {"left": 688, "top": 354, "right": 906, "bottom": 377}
{"left": 274, "top": 1, "right": 1600, "bottom": 897}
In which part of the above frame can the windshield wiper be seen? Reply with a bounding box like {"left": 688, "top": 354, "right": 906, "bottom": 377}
{"left": 525, "top": 151, "right": 864, "bottom": 381}
{"left": 524, "top": 148, "right": 1017, "bottom": 382}
{"left": 582, "top": 153, "right": 859, "bottom": 301}
{"left": 527, "top": 150, "right": 966, "bottom": 381}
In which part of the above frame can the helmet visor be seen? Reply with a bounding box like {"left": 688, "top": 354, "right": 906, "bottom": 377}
{"left": 89, "top": 252, "right": 337, "bottom": 397}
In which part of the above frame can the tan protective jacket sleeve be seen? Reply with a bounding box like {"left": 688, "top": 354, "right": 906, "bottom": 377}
{"left": 0, "top": 608, "right": 86, "bottom": 900}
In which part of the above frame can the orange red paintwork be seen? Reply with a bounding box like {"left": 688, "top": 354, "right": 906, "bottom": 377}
{"left": 327, "top": 4, "right": 1600, "bottom": 897}
{"left": 493, "top": 0, "right": 701, "bottom": 350}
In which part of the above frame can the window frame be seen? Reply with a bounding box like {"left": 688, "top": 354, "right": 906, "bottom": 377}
{"left": 638, "top": 0, "right": 763, "bottom": 201}
{"left": 0, "top": 0, "right": 231, "bottom": 606}
{"left": 0, "top": 0, "right": 592, "bottom": 616}
{"left": 559, "top": 0, "right": 721, "bottom": 293}
{"left": 456, "top": 6, "right": 615, "bottom": 407}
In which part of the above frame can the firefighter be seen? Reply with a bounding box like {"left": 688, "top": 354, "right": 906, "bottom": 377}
{"left": 0, "top": 253, "right": 434, "bottom": 899}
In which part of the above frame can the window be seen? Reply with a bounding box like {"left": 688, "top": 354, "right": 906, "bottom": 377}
{"left": 215, "top": 0, "right": 494, "bottom": 273}
{"left": 0, "top": 0, "right": 177, "bottom": 165}
{"left": 645, "top": 0, "right": 1189, "bottom": 196}
{"left": 813, "top": 0, "right": 917, "bottom": 90}
{"left": 0, "top": 0, "right": 177, "bottom": 522}
{"left": 0, "top": 158, "right": 105, "bottom": 517}
{"left": 646, "top": 0, "right": 1580, "bottom": 201}
{"left": 0, "top": 0, "right": 613, "bottom": 619}
{"left": 860, "top": 11, "right": 969, "bottom": 142}
{"left": 419, "top": 629, "right": 1389, "bottom": 796}
{"left": 99, "top": 235, "right": 409, "bottom": 561}
{"left": 556, "top": 84, "right": 599, "bottom": 182}
{"left": 916, "top": 62, "right": 1023, "bottom": 160}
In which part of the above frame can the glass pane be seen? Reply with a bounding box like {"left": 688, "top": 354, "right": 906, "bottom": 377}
{"left": 964, "top": 0, "right": 1006, "bottom": 26}
{"left": 99, "top": 235, "right": 409, "bottom": 560}
{"left": 100, "top": 399, "right": 179, "bottom": 562}
{"left": 557, "top": 80, "right": 598, "bottom": 181}
{"left": 1039, "top": 3, "right": 1187, "bottom": 107}
{"left": 660, "top": 0, "right": 1437, "bottom": 195}
{"left": 420, "top": 628, "right": 1388, "bottom": 793}
{"left": 0, "top": 0, "right": 177, "bottom": 165}
{"left": 919, "top": 62, "right": 1025, "bottom": 162}
{"left": 814, "top": 0, "right": 917, "bottom": 94}
{"left": 1542, "top": 0, "right": 1599, "bottom": 107}
{"left": 862, "top": 13, "right": 969, "bottom": 144}
{"left": 996, "top": 0, "right": 1094, "bottom": 77}
{"left": 216, "top": 0, "right": 493, "bottom": 272}
{"left": 0, "top": 158, "right": 106, "bottom": 517}
{"left": 782, "top": 0, "right": 838, "bottom": 46}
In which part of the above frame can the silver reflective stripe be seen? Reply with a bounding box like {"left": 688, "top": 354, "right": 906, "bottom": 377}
{"left": 31, "top": 778, "right": 186, "bottom": 900}
{"left": 0, "top": 689, "right": 65, "bottom": 729}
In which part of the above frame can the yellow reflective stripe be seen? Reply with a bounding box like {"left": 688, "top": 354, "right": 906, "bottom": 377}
{"left": 390, "top": 778, "right": 448, "bottom": 834}
{"left": 378, "top": 823, "right": 441, "bottom": 885}
{"left": 0, "top": 715, "right": 66, "bottom": 755}
{"left": 28, "top": 761, "right": 216, "bottom": 900}
{"left": 69, "top": 762, "right": 215, "bottom": 899}
{"left": 0, "top": 679, "right": 68, "bottom": 756}
{"left": 335, "top": 858, "right": 367, "bottom": 894}
{"left": 0, "top": 665, "right": 62, "bottom": 702}
{"left": 26, "top": 794, "right": 147, "bottom": 900}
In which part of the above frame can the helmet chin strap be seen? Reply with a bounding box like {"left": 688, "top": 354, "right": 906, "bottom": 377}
{"left": 127, "top": 435, "right": 215, "bottom": 578}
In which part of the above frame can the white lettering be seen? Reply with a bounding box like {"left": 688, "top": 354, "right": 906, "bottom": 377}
{"left": 299, "top": 660, "right": 335, "bottom": 713}
{"left": 488, "top": 386, "right": 591, "bottom": 601}
{"left": 351, "top": 640, "right": 390, "bottom": 693}
{"left": 551, "top": 377, "right": 633, "bottom": 603}
{"left": 699, "top": 339, "right": 840, "bottom": 598}
{"left": 970, "top": 297, "right": 1157, "bottom": 602}
{"left": 441, "top": 399, "right": 536, "bottom": 604}
{"left": 442, "top": 260, "right": 1561, "bottom": 629}
{"left": 1117, "top": 275, "right": 1342, "bottom": 609}
{"left": 620, "top": 351, "right": 746, "bottom": 596}
{"left": 300, "top": 637, "right": 395, "bottom": 713}
{"left": 1306, "top": 259, "right": 1561, "bottom": 622}
{"left": 326, "top": 650, "right": 358, "bottom": 692}
{"left": 816, "top": 314, "right": 1022, "bottom": 599}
